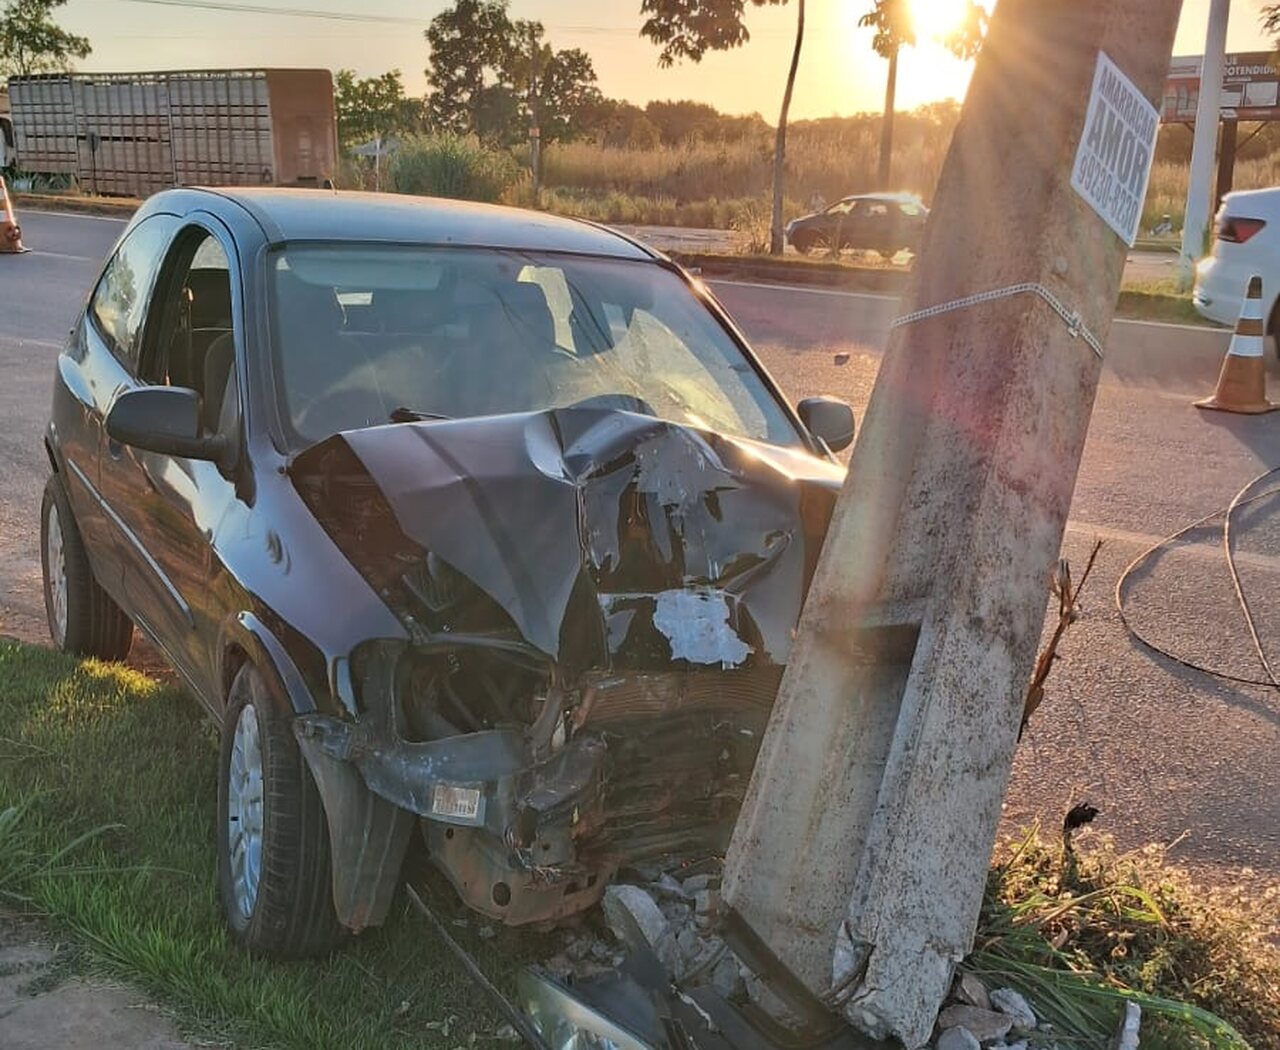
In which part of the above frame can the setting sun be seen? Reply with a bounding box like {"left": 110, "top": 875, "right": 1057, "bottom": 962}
{"left": 909, "top": 0, "right": 973, "bottom": 41}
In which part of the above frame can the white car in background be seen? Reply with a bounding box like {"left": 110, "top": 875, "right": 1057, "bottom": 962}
{"left": 1194, "top": 188, "right": 1280, "bottom": 346}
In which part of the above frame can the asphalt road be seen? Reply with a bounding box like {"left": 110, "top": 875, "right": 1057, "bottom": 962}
{"left": 1, "top": 209, "right": 1276, "bottom": 895}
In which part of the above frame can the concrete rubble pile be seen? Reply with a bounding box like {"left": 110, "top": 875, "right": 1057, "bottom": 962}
{"left": 527, "top": 862, "right": 1132, "bottom": 1050}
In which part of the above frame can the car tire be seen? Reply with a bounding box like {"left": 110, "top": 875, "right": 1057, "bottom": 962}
{"left": 792, "top": 231, "right": 816, "bottom": 254}
{"left": 217, "top": 661, "right": 343, "bottom": 958}
{"left": 40, "top": 475, "right": 133, "bottom": 660}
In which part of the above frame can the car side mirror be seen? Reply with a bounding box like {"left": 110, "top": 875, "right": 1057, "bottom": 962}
{"left": 106, "top": 387, "right": 228, "bottom": 462}
{"left": 798, "top": 396, "right": 856, "bottom": 453}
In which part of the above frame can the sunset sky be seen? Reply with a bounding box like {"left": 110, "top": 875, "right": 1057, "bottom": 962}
{"left": 53, "top": 0, "right": 1280, "bottom": 121}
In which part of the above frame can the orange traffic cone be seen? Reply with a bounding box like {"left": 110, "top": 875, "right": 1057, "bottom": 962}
{"left": 0, "top": 177, "right": 28, "bottom": 255}
{"left": 1196, "top": 274, "right": 1277, "bottom": 414}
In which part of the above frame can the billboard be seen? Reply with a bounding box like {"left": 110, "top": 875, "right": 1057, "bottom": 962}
{"left": 1162, "top": 52, "right": 1280, "bottom": 123}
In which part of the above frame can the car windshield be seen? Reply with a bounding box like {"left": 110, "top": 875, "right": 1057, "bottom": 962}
{"left": 267, "top": 245, "right": 804, "bottom": 450}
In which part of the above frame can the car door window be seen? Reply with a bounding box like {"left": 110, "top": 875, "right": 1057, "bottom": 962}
{"left": 142, "top": 228, "right": 239, "bottom": 438}
{"left": 89, "top": 216, "right": 178, "bottom": 372}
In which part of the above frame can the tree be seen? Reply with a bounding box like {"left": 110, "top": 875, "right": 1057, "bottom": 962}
{"left": 860, "top": 0, "right": 986, "bottom": 188}
{"left": 504, "top": 23, "right": 603, "bottom": 145}
{"left": 424, "top": 0, "right": 517, "bottom": 140}
{"left": 0, "top": 0, "right": 90, "bottom": 83}
{"left": 581, "top": 98, "right": 662, "bottom": 149}
{"left": 334, "top": 70, "right": 423, "bottom": 148}
{"left": 532, "top": 46, "right": 603, "bottom": 144}
{"left": 639, "top": 0, "right": 798, "bottom": 255}
{"left": 1264, "top": 4, "right": 1280, "bottom": 35}
{"left": 424, "top": 1, "right": 602, "bottom": 152}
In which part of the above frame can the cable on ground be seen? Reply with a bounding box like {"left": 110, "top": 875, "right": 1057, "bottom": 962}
{"left": 1114, "top": 467, "right": 1280, "bottom": 688}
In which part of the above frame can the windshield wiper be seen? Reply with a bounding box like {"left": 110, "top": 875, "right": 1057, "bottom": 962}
{"left": 389, "top": 406, "right": 452, "bottom": 424}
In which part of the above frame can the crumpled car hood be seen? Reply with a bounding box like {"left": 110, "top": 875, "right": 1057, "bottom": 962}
{"left": 289, "top": 407, "right": 843, "bottom": 669}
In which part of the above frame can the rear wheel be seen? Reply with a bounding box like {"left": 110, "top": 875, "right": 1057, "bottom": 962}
{"left": 217, "top": 662, "right": 343, "bottom": 958}
{"left": 40, "top": 475, "right": 133, "bottom": 660}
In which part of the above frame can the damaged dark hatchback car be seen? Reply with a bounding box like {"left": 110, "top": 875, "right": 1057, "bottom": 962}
{"left": 41, "top": 188, "right": 854, "bottom": 955}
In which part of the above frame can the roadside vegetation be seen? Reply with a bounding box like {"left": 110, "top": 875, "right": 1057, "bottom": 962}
{"left": 975, "top": 831, "right": 1279, "bottom": 1050}
{"left": 0, "top": 637, "right": 1275, "bottom": 1048}
{"left": 331, "top": 97, "right": 1280, "bottom": 245}
{"left": 0, "top": 639, "right": 548, "bottom": 1050}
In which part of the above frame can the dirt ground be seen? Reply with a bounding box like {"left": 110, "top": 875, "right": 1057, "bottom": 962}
{"left": 0, "top": 911, "right": 199, "bottom": 1050}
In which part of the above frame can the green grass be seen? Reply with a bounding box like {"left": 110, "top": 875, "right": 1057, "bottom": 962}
{"left": 973, "top": 831, "right": 1280, "bottom": 1049}
{"left": 0, "top": 639, "right": 550, "bottom": 1049}
{"left": 1116, "top": 290, "right": 1208, "bottom": 327}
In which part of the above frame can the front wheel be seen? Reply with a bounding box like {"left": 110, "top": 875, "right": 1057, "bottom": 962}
{"left": 217, "top": 662, "right": 343, "bottom": 958}
{"left": 40, "top": 475, "right": 133, "bottom": 660}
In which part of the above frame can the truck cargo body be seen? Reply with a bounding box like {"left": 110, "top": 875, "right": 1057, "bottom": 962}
{"left": 8, "top": 69, "right": 336, "bottom": 196}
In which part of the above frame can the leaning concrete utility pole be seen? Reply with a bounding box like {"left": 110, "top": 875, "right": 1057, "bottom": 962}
{"left": 721, "top": 2, "right": 1181, "bottom": 1047}
{"left": 1179, "top": 0, "right": 1230, "bottom": 289}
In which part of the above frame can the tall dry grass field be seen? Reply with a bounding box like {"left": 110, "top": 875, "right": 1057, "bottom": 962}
{"left": 534, "top": 104, "right": 1280, "bottom": 234}
{"left": 532, "top": 104, "right": 960, "bottom": 228}
{"left": 1145, "top": 153, "right": 1280, "bottom": 232}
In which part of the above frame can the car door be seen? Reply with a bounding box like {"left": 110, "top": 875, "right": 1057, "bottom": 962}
{"left": 68, "top": 214, "right": 181, "bottom": 607}
{"left": 820, "top": 200, "right": 854, "bottom": 246}
{"left": 862, "top": 201, "right": 893, "bottom": 251}
{"left": 98, "top": 220, "right": 243, "bottom": 693}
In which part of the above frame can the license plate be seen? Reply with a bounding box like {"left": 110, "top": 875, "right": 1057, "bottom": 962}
{"left": 431, "top": 783, "right": 483, "bottom": 823}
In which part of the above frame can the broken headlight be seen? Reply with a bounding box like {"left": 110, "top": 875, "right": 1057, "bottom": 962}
{"left": 518, "top": 969, "right": 653, "bottom": 1050}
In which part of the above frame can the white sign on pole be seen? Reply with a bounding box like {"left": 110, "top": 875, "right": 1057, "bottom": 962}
{"left": 1071, "top": 51, "right": 1159, "bottom": 247}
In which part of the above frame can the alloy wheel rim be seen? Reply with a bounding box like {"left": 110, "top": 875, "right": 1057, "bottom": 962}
{"left": 46, "top": 503, "right": 68, "bottom": 645}
{"left": 227, "top": 703, "right": 265, "bottom": 922}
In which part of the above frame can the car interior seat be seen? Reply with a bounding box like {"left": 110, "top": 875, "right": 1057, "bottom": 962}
{"left": 275, "top": 271, "right": 390, "bottom": 437}
{"left": 440, "top": 283, "right": 563, "bottom": 417}
{"left": 169, "top": 268, "right": 232, "bottom": 390}
{"left": 202, "top": 333, "right": 236, "bottom": 435}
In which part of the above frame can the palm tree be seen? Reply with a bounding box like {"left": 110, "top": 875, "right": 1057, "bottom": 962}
{"left": 860, "top": 0, "right": 987, "bottom": 188}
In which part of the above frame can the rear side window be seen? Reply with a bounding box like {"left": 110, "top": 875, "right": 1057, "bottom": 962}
{"left": 90, "top": 216, "right": 177, "bottom": 370}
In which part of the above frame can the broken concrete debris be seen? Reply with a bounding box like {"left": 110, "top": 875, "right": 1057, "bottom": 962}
{"left": 549, "top": 864, "right": 806, "bottom": 1030}
{"left": 952, "top": 972, "right": 992, "bottom": 1011}
{"left": 1111, "top": 1002, "right": 1142, "bottom": 1050}
{"left": 601, "top": 884, "right": 679, "bottom": 969}
{"left": 936, "top": 1028, "right": 982, "bottom": 1050}
{"left": 932, "top": 974, "right": 1053, "bottom": 1050}
{"left": 546, "top": 865, "right": 1072, "bottom": 1050}
{"left": 988, "top": 987, "right": 1036, "bottom": 1033}
{"left": 936, "top": 1004, "right": 1013, "bottom": 1044}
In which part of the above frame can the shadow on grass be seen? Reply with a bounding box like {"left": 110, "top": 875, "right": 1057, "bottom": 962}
{"left": 0, "top": 640, "right": 554, "bottom": 1050}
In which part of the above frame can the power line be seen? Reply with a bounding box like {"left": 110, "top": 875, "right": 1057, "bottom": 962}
{"left": 109, "top": 0, "right": 794, "bottom": 36}
{"left": 115, "top": 0, "right": 426, "bottom": 24}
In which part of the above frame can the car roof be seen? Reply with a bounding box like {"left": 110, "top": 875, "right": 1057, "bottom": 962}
{"left": 178, "top": 187, "right": 656, "bottom": 260}
{"left": 839, "top": 192, "right": 925, "bottom": 204}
